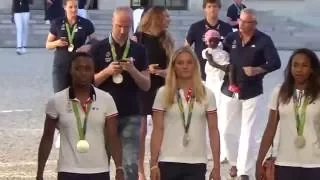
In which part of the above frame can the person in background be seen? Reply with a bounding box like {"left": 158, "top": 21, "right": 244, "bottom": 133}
{"left": 132, "top": 0, "right": 150, "bottom": 33}
{"left": 220, "top": 8, "right": 281, "bottom": 180}
{"left": 256, "top": 48, "right": 320, "bottom": 180}
{"left": 46, "top": 0, "right": 64, "bottom": 24}
{"left": 185, "top": 0, "right": 232, "bottom": 80}
{"left": 11, "top": 0, "right": 33, "bottom": 55}
{"left": 134, "top": 6, "right": 174, "bottom": 180}
{"left": 227, "top": 0, "right": 246, "bottom": 30}
{"left": 78, "top": 0, "right": 92, "bottom": 19}
{"left": 36, "top": 52, "right": 124, "bottom": 180}
{"left": 150, "top": 46, "right": 221, "bottom": 180}
{"left": 89, "top": 6, "right": 150, "bottom": 180}
{"left": 46, "top": 0, "right": 96, "bottom": 93}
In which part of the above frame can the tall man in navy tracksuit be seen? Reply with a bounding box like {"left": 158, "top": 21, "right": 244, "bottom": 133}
{"left": 219, "top": 8, "right": 281, "bottom": 180}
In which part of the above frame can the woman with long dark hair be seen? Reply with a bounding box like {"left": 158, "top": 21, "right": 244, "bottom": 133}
{"left": 36, "top": 52, "right": 124, "bottom": 180}
{"left": 256, "top": 48, "right": 320, "bottom": 180}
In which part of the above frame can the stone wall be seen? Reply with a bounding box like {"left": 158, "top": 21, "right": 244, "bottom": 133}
{"left": 0, "top": 0, "right": 315, "bottom": 14}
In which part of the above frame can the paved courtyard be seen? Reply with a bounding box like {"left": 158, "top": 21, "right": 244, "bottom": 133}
{"left": 0, "top": 48, "right": 318, "bottom": 180}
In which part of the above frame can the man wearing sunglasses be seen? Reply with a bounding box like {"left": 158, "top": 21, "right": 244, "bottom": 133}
{"left": 219, "top": 8, "right": 281, "bottom": 180}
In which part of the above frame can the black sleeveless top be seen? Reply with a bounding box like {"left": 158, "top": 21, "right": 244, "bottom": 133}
{"left": 135, "top": 32, "right": 168, "bottom": 91}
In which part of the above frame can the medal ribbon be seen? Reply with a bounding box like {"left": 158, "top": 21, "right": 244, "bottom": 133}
{"left": 65, "top": 23, "right": 77, "bottom": 46}
{"left": 108, "top": 33, "right": 130, "bottom": 61}
{"left": 176, "top": 89, "right": 195, "bottom": 134}
{"left": 293, "top": 90, "right": 309, "bottom": 136}
{"left": 72, "top": 101, "right": 92, "bottom": 140}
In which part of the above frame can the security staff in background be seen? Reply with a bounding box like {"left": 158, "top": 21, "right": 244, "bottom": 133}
{"left": 219, "top": 8, "right": 281, "bottom": 180}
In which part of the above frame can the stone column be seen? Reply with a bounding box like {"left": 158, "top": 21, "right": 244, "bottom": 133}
{"left": 99, "top": 0, "right": 130, "bottom": 10}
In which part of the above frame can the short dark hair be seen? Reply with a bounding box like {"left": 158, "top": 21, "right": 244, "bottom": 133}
{"left": 202, "top": 0, "right": 221, "bottom": 9}
{"left": 70, "top": 52, "right": 92, "bottom": 63}
{"left": 67, "top": 52, "right": 95, "bottom": 87}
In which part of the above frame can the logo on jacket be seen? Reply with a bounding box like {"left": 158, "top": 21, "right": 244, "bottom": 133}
{"left": 232, "top": 40, "right": 237, "bottom": 48}
{"left": 105, "top": 51, "right": 112, "bottom": 63}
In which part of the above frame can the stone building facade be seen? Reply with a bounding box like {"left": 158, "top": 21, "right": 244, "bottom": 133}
{"left": 1, "top": 0, "right": 318, "bottom": 13}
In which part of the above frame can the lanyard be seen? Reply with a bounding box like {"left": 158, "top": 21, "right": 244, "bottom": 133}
{"left": 108, "top": 33, "right": 130, "bottom": 61}
{"left": 65, "top": 23, "right": 77, "bottom": 45}
{"left": 176, "top": 89, "right": 195, "bottom": 134}
{"left": 72, "top": 101, "right": 92, "bottom": 140}
{"left": 293, "top": 90, "right": 309, "bottom": 136}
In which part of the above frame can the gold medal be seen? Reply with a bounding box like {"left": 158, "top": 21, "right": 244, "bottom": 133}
{"left": 76, "top": 140, "right": 90, "bottom": 153}
{"left": 183, "top": 134, "right": 190, "bottom": 147}
{"left": 294, "top": 136, "right": 306, "bottom": 149}
{"left": 68, "top": 44, "right": 74, "bottom": 52}
{"left": 112, "top": 74, "right": 123, "bottom": 84}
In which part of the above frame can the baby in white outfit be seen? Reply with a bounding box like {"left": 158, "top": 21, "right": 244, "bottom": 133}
{"left": 202, "top": 29, "right": 240, "bottom": 93}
